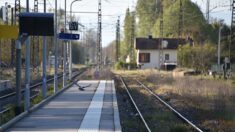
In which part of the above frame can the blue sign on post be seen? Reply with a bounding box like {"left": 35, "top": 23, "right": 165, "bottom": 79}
{"left": 58, "top": 33, "right": 80, "bottom": 40}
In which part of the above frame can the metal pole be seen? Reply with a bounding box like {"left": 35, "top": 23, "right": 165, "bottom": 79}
{"left": 24, "top": 0, "right": 30, "bottom": 112}
{"left": 24, "top": 37, "right": 30, "bottom": 111}
{"left": 15, "top": 0, "right": 21, "bottom": 115}
{"left": 42, "top": 0, "right": 47, "bottom": 98}
{"left": 54, "top": 0, "right": 58, "bottom": 93}
{"left": 206, "top": 0, "right": 210, "bottom": 23}
{"left": 63, "top": 0, "right": 67, "bottom": 87}
{"left": 218, "top": 26, "right": 222, "bottom": 71}
{"left": 97, "top": 0, "right": 102, "bottom": 70}
{"left": 69, "top": 0, "right": 81, "bottom": 80}
{"left": 15, "top": 39, "right": 22, "bottom": 115}
{"left": 69, "top": 1, "right": 73, "bottom": 80}
{"left": 0, "top": 40, "right": 2, "bottom": 80}
{"left": 26, "top": 0, "right": 29, "bottom": 12}
{"left": 11, "top": 7, "right": 15, "bottom": 66}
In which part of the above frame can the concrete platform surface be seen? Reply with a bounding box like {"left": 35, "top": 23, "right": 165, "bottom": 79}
{"left": 6, "top": 80, "right": 121, "bottom": 132}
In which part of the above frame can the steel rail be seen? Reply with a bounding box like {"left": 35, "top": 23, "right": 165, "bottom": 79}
{"left": 0, "top": 69, "right": 80, "bottom": 100}
{"left": 0, "top": 69, "right": 86, "bottom": 117}
{"left": 135, "top": 79, "right": 203, "bottom": 132}
{"left": 120, "top": 77, "right": 151, "bottom": 132}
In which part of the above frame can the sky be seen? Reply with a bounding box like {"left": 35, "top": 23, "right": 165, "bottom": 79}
{"left": 0, "top": 0, "right": 232, "bottom": 47}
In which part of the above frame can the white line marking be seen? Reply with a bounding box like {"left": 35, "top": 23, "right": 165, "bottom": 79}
{"left": 78, "top": 80, "right": 106, "bottom": 132}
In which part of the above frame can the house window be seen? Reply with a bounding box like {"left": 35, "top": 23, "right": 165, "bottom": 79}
{"left": 139, "top": 53, "right": 150, "bottom": 63}
{"left": 165, "top": 54, "right": 169, "bottom": 61}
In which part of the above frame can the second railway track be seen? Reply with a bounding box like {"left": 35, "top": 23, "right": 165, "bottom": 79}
{"left": 119, "top": 76, "right": 203, "bottom": 132}
{"left": 0, "top": 68, "right": 87, "bottom": 111}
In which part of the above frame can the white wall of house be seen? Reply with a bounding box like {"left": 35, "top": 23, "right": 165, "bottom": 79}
{"left": 137, "top": 49, "right": 177, "bottom": 69}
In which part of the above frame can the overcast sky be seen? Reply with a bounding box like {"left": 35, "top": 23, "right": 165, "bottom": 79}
{"left": 0, "top": 0, "right": 232, "bottom": 47}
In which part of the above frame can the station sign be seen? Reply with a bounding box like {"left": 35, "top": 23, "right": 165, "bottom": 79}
{"left": 58, "top": 33, "right": 80, "bottom": 40}
{"left": 19, "top": 13, "right": 54, "bottom": 36}
{"left": 69, "top": 22, "right": 78, "bottom": 31}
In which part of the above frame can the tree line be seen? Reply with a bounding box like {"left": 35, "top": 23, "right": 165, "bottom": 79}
{"left": 105, "top": 0, "right": 232, "bottom": 72}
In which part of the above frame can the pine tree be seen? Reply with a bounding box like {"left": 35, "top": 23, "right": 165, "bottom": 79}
{"left": 121, "top": 8, "right": 132, "bottom": 61}
{"left": 136, "top": 0, "right": 158, "bottom": 37}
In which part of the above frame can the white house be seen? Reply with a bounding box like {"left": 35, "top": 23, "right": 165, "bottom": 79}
{"left": 135, "top": 37, "right": 188, "bottom": 70}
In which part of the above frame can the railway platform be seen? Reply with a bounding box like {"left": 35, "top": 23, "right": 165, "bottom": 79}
{"left": 6, "top": 80, "right": 121, "bottom": 132}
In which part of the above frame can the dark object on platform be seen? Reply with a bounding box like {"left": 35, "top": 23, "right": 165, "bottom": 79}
{"left": 73, "top": 81, "right": 91, "bottom": 91}
{"left": 19, "top": 13, "right": 54, "bottom": 36}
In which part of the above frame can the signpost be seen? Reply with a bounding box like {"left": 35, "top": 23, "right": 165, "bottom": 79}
{"left": 58, "top": 33, "right": 80, "bottom": 40}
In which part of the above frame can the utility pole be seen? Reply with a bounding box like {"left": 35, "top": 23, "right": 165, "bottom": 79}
{"left": 97, "top": 0, "right": 102, "bottom": 70}
{"left": 42, "top": 0, "right": 47, "bottom": 98}
{"left": 130, "top": 12, "right": 135, "bottom": 63}
{"left": 218, "top": 24, "right": 222, "bottom": 71}
{"left": 15, "top": 0, "right": 21, "bottom": 115}
{"left": 15, "top": 0, "right": 20, "bottom": 25}
{"left": 24, "top": 0, "right": 31, "bottom": 112}
{"left": 178, "top": 0, "right": 183, "bottom": 40}
{"left": 116, "top": 16, "right": 120, "bottom": 62}
{"left": 54, "top": 0, "right": 58, "bottom": 93}
{"left": 11, "top": 7, "right": 15, "bottom": 66}
{"left": 34, "top": 0, "right": 40, "bottom": 78}
{"left": 5, "top": 2, "right": 9, "bottom": 24}
{"left": 34, "top": 0, "right": 38, "bottom": 12}
{"left": 63, "top": 0, "right": 67, "bottom": 87}
{"left": 206, "top": 0, "right": 210, "bottom": 23}
{"left": 159, "top": 2, "right": 164, "bottom": 69}
{"left": 69, "top": 0, "right": 82, "bottom": 80}
{"left": 230, "top": 0, "right": 235, "bottom": 65}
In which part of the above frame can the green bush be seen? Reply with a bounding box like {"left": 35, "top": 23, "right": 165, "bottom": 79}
{"left": 170, "top": 124, "right": 190, "bottom": 132}
{"left": 114, "top": 61, "right": 137, "bottom": 70}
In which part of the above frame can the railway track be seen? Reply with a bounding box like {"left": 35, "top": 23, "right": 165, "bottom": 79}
{"left": 0, "top": 68, "right": 87, "bottom": 125}
{"left": 0, "top": 68, "right": 85, "bottom": 101}
{"left": 119, "top": 76, "right": 203, "bottom": 132}
{"left": 0, "top": 68, "right": 86, "bottom": 113}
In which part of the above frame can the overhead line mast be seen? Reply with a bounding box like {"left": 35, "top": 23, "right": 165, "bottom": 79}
{"left": 116, "top": 16, "right": 120, "bottom": 62}
{"left": 231, "top": 0, "right": 235, "bottom": 63}
{"left": 159, "top": 1, "right": 164, "bottom": 69}
{"left": 206, "top": 0, "right": 210, "bottom": 23}
{"left": 97, "top": 0, "right": 102, "bottom": 70}
{"left": 15, "top": 0, "right": 21, "bottom": 25}
{"left": 15, "top": 0, "right": 21, "bottom": 115}
{"left": 130, "top": 12, "right": 135, "bottom": 63}
{"left": 178, "top": 0, "right": 183, "bottom": 40}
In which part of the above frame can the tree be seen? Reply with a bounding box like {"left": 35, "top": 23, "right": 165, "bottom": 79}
{"left": 103, "top": 40, "right": 116, "bottom": 64}
{"left": 121, "top": 8, "right": 131, "bottom": 61}
{"left": 153, "top": 0, "right": 207, "bottom": 42}
{"left": 136, "top": 0, "right": 158, "bottom": 37}
{"left": 178, "top": 43, "right": 216, "bottom": 73}
{"left": 84, "top": 29, "right": 97, "bottom": 64}
{"left": 121, "top": 8, "right": 136, "bottom": 62}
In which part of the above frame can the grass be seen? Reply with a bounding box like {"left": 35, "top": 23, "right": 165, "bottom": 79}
{"left": 122, "top": 119, "right": 147, "bottom": 132}
{"left": 31, "top": 94, "right": 43, "bottom": 106}
{"left": 170, "top": 124, "right": 191, "bottom": 132}
{"left": 0, "top": 105, "right": 16, "bottom": 125}
{"left": 128, "top": 86, "right": 190, "bottom": 132}
{"left": 115, "top": 69, "right": 235, "bottom": 131}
